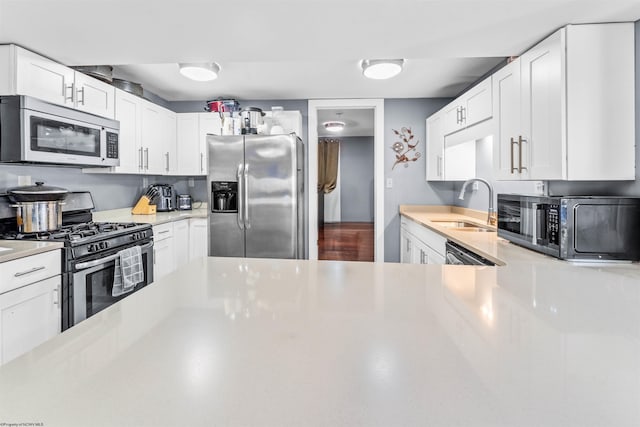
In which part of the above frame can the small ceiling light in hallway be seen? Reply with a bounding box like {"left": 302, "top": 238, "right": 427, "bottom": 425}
{"left": 178, "top": 63, "right": 220, "bottom": 81}
{"left": 323, "top": 121, "right": 345, "bottom": 132}
{"left": 361, "top": 59, "right": 404, "bottom": 80}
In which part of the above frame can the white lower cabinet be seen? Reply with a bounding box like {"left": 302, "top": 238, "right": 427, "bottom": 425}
{"left": 0, "top": 250, "right": 61, "bottom": 365}
{"left": 400, "top": 217, "right": 446, "bottom": 265}
{"left": 153, "top": 223, "right": 175, "bottom": 280}
{"left": 188, "top": 218, "right": 208, "bottom": 260}
{"left": 153, "top": 218, "right": 208, "bottom": 280}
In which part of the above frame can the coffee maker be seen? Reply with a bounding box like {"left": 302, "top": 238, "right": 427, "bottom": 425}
{"left": 148, "top": 184, "right": 175, "bottom": 212}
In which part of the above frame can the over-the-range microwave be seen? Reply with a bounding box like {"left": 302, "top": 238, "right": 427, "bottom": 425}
{"left": 0, "top": 95, "right": 119, "bottom": 167}
{"left": 498, "top": 194, "right": 640, "bottom": 261}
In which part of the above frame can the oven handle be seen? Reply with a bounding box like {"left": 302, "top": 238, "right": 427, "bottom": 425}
{"left": 74, "top": 242, "right": 153, "bottom": 271}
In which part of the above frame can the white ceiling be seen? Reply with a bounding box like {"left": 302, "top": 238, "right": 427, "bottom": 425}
{"left": 1, "top": 0, "right": 639, "bottom": 101}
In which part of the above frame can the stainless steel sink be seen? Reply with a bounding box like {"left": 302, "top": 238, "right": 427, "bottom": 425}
{"left": 431, "top": 220, "right": 495, "bottom": 232}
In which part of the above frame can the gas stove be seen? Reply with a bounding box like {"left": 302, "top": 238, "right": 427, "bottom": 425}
{"left": 0, "top": 191, "right": 155, "bottom": 331}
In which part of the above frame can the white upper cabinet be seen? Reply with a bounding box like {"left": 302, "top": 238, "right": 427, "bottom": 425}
{"left": 493, "top": 23, "right": 635, "bottom": 181}
{"left": 72, "top": 71, "right": 115, "bottom": 118}
{"left": 426, "top": 113, "right": 444, "bottom": 181}
{"left": 442, "top": 76, "right": 493, "bottom": 136}
{"left": 198, "top": 113, "right": 223, "bottom": 175}
{"left": 162, "top": 109, "right": 177, "bottom": 175}
{"left": 177, "top": 113, "right": 201, "bottom": 175}
{"left": 112, "top": 89, "right": 143, "bottom": 174}
{"left": 1, "top": 45, "right": 115, "bottom": 119}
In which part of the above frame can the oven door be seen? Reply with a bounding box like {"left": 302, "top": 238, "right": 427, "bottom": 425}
{"left": 71, "top": 242, "right": 153, "bottom": 325}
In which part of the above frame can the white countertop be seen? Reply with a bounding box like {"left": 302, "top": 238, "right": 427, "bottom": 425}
{"left": 0, "top": 240, "right": 63, "bottom": 263}
{"left": 92, "top": 206, "right": 207, "bottom": 225}
{"left": 1, "top": 255, "right": 639, "bottom": 426}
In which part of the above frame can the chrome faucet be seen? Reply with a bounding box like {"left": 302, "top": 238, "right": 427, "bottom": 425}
{"left": 458, "top": 178, "right": 497, "bottom": 226}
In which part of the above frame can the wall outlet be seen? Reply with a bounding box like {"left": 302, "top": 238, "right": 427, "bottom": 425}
{"left": 18, "top": 176, "right": 31, "bottom": 186}
{"left": 535, "top": 181, "right": 545, "bottom": 194}
{"left": 386, "top": 178, "right": 393, "bottom": 189}
{"left": 142, "top": 177, "right": 149, "bottom": 188}
{"left": 188, "top": 178, "right": 195, "bottom": 187}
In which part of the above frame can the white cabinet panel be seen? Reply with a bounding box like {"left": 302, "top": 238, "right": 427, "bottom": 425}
{"left": 112, "top": 89, "right": 143, "bottom": 174}
{"left": 177, "top": 113, "right": 201, "bottom": 175}
{"left": 463, "top": 76, "right": 492, "bottom": 128}
{"left": 15, "top": 47, "right": 74, "bottom": 107}
{"left": 426, "top": 114, "right": 444, "bottom": 181}
{"left": 199, "top": 114, "right": 222, "bottom": 176}
{"left": 492, "top": 59, "right": 522, "bottom": 180}
{"left": 0, "top": 275, "right": 61, "bottom": 365}
{"left": 400, "top": 217, "right": 446, "bottom": 265}
{"left": 189, "top": 218, "right": 208, "bottom": 260}
{"left": 173, "top": 220, "right": 189, "bottom": 269}
{"left": 0, "top": 250, "right": 61, "bottom": 295}
{"left": 73, "top": 72, "right": 115, "bottom": 119}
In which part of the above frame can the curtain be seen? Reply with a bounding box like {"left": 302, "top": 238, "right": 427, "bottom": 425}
{"left": 318, "top": 139, "right": 340, "bottom": 194}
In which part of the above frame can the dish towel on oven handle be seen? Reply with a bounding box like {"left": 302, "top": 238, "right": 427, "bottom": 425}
{"left": 112, "top": 245, "right": 144, "bottom": 297}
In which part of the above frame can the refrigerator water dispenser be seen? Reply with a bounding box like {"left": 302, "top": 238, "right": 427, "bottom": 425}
{"left": 211, "top": 182, "right": 238, "bottom": 212}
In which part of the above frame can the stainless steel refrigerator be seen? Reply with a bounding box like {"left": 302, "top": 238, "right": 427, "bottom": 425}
{"left": 207, "top": 134, "right": 305, "bottom": 259}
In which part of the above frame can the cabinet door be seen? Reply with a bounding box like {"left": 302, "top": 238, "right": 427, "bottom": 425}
{"left": 141, "top": 102, "right": 164, "bottom": 175}
{"left": 73, "top": 72, "right": 115, "bottom": 119}
{"left": 15, "top": 47, "right": 74, "bottom": 107}
{"left": 426, "top": 114, "right": 444, "bottom": 181}
{"left": 492, "top": 59, "right": 522, "bottom": 180}
{"left": 173, "top": 220, "right": 189, "bottom": 269}
{"left": 0, "top": 275, "right": 60, "bottom": 365}
{"left": 400, "top": 228, "right": 413, "bottom": 263}
{"left": 199, "top": 114, "right": 222, "bottom": 176}
{"left": 411, "top": 239, "right": 427, "bottom": 264}
{"left": 189, "top": 218, "right": 208, "bottom": 260}
{"left": 113, "top": 89, "right": 143, "bottom": 173}
{"left": 162, "top": 109, "right": 177, "bottom": 175}
{"left": 520, "top": 29, "right": 564, "bottom": 180}
{"left": 153, "top": 236, "right": 175, "bottom": 280}
{"left": 464, "top": 76, "right": 492, "bottom": 127}
{"left": 177, "top": 113, "right": 201, "bottom": 175}
{"left": 443, "top": 101, "right": 465, "bottom": 135}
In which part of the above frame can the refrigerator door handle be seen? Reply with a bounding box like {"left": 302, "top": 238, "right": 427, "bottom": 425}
{"left": 236, "top": 163, "right": 245, "bottom": 230}
{"left": 243, "top": 163, "right": 250, "bottom": 229}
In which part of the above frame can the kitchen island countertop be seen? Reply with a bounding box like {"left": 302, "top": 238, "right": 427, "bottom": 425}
{"left": 1, "top": 254, "right": 639, "bottom": 426}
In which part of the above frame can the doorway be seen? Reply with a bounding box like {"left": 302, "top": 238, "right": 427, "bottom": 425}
{"left": 308, "top": 99, "right": 384, "bottom": 262}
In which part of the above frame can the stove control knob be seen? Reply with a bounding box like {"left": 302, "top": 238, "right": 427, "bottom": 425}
{"left": 88, "top": 244, "right": 96, "bottom": 252}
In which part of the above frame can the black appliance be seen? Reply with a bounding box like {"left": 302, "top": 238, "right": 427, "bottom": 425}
{"left": 497, "top": 194, "right": 640, "bottom": 261}
{"left": 211, "top": 182, "right": 237, "bottom": 212}
{"left": 445, "top": 241, "right": 495, "bottom": 266}
{"left": 148, "top": 184, "right": 175, "bottom": 212}
{"left": 0, "top": 192, "right": 153, "bottom": 330}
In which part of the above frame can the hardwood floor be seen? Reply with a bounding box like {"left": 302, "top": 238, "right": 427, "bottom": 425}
{"left": 318, "top": 222, "right": 374, "bottom": 262}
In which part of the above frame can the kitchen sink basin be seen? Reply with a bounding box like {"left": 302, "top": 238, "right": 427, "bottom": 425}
{"left": 431, "top": 220, "right": 495, "bottom": 233}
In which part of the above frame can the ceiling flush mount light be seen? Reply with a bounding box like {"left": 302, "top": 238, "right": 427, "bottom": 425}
{"left": 361, "top": 59, "right": 404, "bottom": 80}
{"left": 178, "top": 62, "right": 220, "bottom": 81}
{"left": 323, "top": 121, "right": 345, "bottom": 132}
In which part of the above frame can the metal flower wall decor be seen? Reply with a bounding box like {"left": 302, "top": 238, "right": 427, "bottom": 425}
{"left": 391, "top": 127, "right": 421, "bottom": 170}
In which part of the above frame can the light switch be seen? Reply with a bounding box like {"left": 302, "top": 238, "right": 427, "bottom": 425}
{"left": 386, "top": 178, "right": 393, "bottom": 189}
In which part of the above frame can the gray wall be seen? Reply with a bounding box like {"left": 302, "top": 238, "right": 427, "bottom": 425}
{"left": 384, "top": 98, "right": 456, "bottom": 262}
{"left": 339, "top": 136, "right": 374, "bottom": 222}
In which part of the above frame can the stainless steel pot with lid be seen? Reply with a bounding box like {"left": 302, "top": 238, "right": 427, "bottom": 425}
{"left": 7, "top": 182, "right": 68, "bottom": 232}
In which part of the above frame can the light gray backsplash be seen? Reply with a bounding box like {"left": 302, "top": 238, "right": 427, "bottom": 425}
{"left": 339, "top": 136, "right": 374, "bottom": 222}
{"left": 384, "top": 98, "right": 456, "bottom": 262}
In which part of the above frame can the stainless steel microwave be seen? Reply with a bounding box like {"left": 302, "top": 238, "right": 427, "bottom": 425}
{"left": 0, "top": 95, "right": 119, "bottom": 167}
{"left": 497, "top": 194, "right": 640, "bottom": 261}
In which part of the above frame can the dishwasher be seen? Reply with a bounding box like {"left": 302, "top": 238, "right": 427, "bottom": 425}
{"left": 445, "top": 241, "right": 495, "bottom": 266}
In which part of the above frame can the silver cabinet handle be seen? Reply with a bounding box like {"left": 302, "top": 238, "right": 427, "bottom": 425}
{"left": 200, "top": 153, "right": 204, "bottom": 173}
{"left": 14, "top": 266, "right": 46, "bottom": 277}
{"left": 53, "top": 285, "right": 59, "bottom": 306}
{"left": 165, "top": 152, "right": 170, "bottom": 172}
{"left": 138, "top": 148, "right": 143, "bottom": 170}
{"left": 236, "top": 163, "right": 245, "bottom": 230}
{"left": 243, "top": 163, "right": 250, "bottom": 229}
{"left": 157, "top": 230, "right": 170, "bottom": 235}
{"left": 518, "top": 136, "right": 528, "bottom": 173}
{"left": 65, "top": 82, "right": 74, "bottom": 103}
{"left": 144, "top": 148, "right": 149, "bottom": 170}
{"left": 77, "top": 86, "right": 85, "bottom": 105}
{"left": 437, "top": 155, "right": 443, "bottom": 177}
{"left": 510, "top": 137, "right": 518, "bottom": 174}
